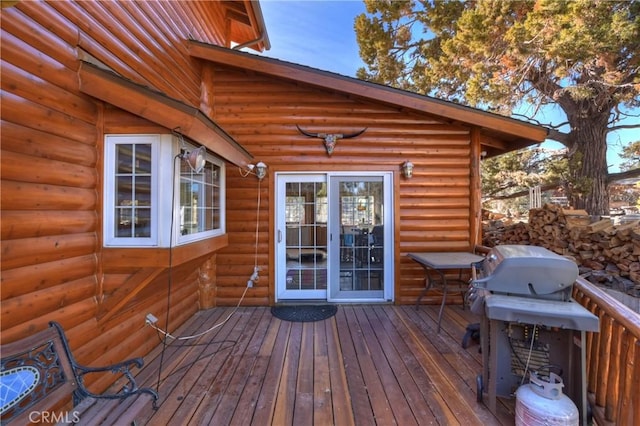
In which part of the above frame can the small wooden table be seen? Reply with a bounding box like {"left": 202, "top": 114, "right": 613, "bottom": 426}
{"left": 408, "top": 252, "right": 485, "bottom": 332}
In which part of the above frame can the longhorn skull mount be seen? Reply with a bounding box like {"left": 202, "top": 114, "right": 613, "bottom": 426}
{"left": 296, "top": 125, "right": 367, "bottom": 156}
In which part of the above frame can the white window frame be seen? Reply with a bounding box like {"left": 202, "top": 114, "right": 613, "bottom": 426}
{"left": 104, "top": 134, "right": 225, "bottom": 248}
{"left": 174, "top": 141, "right": 226, "bottom": 245}
{"left": 104, "top": 135, "right": 160, "bottom": 247}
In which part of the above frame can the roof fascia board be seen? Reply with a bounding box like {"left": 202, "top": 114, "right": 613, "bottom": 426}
{"left": 77, "top": 62, "right": 253, "bottom": 167}
{"left": 187, "top": 40, "right": 547, "bottom": 144}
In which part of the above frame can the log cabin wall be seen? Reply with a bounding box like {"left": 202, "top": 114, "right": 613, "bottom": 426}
{"left": 207, "top": 65, "right": 477, "bottom": 305}
{"left": 1, "top": 2, "right": 541, "bottom": 416}
{"left": 0, "top": 0, "right": 261, "bottom": 404}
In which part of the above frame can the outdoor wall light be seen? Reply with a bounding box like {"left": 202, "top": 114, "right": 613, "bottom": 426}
{"left": 242, "top": 161, "right": 268, "bottom": 180}
{"left": 401, "top": 160, "right": 414, "bottom": 179}
{"left": 255, "top": 162, "right": 267, "bottom": 180}
{"left": 181, "top": 146, "right": 206, "bottom": 173}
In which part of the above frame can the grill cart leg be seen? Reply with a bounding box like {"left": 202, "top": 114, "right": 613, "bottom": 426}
{"left": 462, "top": 322, "right": 480, "bottom": 349}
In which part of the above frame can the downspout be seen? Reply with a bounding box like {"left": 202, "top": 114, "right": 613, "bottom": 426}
{"left": 232, "top": 32, "right": 266, "bottom": 51}
{"left": 233, "top": 1, "right": 271, "bottom": 51}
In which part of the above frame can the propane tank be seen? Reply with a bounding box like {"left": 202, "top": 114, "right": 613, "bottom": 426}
{"left": 515, "top": 371, "right": 579, "bottom": 426}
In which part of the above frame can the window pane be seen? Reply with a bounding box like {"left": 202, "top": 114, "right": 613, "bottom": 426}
{"left": 112, "top": 141, "right": 153, "bottom": 242}
{"left": 115, "top": 207, "right": 133, "bottom": 237}
{"left": 134, "top": 207, "right": 151, "bottom": 237}
{"left": 285, "top": 197, "right": 304, "bottom": 224}
{"left": 116, "top": 176, "right": 133, "bottom": 206}
{"left": 284, "top": 178, "right": 327, "bottom": 293}
{"left": 179, "top": 154, "right": 222, "bottom": 239}
{"left": 135, "top": 176, "right": 152, "bottom": 206}
{"left": 211, "top": 208, "right": 221, "bottom": 229}
{"left": 135, "top": 144, "right": 152, "bottom": 173}
{"left": 116, "top": 144, "right": 133, "bottom": 173}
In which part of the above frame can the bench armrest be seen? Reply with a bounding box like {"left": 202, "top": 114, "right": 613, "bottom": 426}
{"left": 49, "top": 322, "right": 158, "bottom": 408}
{"left": 72, "top": 358, "right": 157, "bottom": 404}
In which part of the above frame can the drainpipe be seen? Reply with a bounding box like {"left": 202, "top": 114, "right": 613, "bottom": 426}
{"left": 232, "top": 32, "right": 267, "bottom": 51}
{"left": 232, "top": 1, "right": 271, "bottom": 51}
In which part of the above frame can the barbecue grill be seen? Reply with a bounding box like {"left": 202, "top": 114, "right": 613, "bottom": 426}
{"left": 468, "top": 245, "right": 599, "bottom": 425}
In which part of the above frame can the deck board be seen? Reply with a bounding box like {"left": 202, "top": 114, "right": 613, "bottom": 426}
{"left": 134, "top": 305, "right": 514, "bottom": 425}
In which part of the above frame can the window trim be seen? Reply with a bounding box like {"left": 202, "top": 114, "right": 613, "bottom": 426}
{"left": 104, "top": 134, "right": 161, "bottom": 247}
{"left": 104, "top": 134, "right": 226, "bottom": 248}
{"left": 174, "top": 141, "right": 226, "bottom": 245}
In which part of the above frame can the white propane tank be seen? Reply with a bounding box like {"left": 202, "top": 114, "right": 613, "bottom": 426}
{"left": 515, "top": 371, "right": 579, "bottom": 426}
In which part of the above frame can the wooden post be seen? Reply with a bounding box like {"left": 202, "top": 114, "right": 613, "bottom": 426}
{"left": 469, "top": 127, "right": 482, "bottom": 250}
{"left": 198, "top": 255, "right": 217, "bottom": 309}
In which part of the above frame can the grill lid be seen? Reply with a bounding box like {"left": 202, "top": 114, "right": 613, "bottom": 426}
{"left": 473, "top": 245, "right": 578, "bottom": 299}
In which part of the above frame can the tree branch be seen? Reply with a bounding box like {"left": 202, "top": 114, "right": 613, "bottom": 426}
{"left": 546, "top": 129, "right": 570, "bottom": 145}
{"left": 486, "top": 169, "right": 640, "bottom": 203}
{"left": 510, "top": 113, "right": 570, "bottom": 140}
{"left": 484, "top": 181, "right": 561, "bottom": 202}
{"left": 607, "top": 123, "right": 640, "bottom": 133}
{"left": 607, "top": 168, "right": 640, "bottom": 184}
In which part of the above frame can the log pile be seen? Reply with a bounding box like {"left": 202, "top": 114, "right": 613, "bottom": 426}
{"left": 483, "top": 203, "right": 640, "bottom": 297}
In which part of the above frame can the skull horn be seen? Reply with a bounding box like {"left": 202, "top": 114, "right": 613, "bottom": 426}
{"left": 296, "top": 125, "right": 323, "bottom": 138}
{"left": 296, "top": 125, "right": 367, "bottom": 139}
{"left": 296, "top": 125, "right": 367, "bottom": 156}
{"left": 338, "top": 128, "right": 367, "bottom": 139}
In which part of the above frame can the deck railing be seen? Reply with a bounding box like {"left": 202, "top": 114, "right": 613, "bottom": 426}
{"left": 573, "top": 277, "right": 640, "bottom": 425}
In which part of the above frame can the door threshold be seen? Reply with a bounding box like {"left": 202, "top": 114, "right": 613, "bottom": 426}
{"left": 273, "top": 300, "right": 331, "bottom": 306}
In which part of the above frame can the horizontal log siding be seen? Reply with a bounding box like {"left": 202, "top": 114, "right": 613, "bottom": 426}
{"left": 1, "top": 4, "right": 103, "bottom": 373}
{"left": 0, "top": 1, "right": 235, "bottom": 405}
{"left": 217, "top": 177, "right": 271, "bottom": 305}
{"left": 210, "top": 66, "right": 474, "bottom": 304}
{"left": 37, "top": 0, "right": 232, "bottom": 106}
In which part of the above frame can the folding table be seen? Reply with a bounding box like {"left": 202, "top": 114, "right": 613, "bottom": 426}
{"left": 408, "top": 252, "right": 485, "bottom": 332}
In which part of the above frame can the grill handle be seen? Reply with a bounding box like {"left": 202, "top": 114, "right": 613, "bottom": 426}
{"left": 470, "top": 259, "right": 489, "bottom": 287}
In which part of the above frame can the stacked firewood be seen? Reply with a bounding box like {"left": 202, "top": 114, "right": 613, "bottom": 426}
{"left": 482, "top": 203, "right": 640, "bottom": 296}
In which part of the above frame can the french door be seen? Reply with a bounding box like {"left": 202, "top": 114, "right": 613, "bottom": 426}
{"left": 275, "top": 173, "right": 393, "bottom": 302}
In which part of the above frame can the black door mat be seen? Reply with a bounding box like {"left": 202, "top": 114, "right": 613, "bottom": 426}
{"left": 271, "top": 305, "right": 337, "bottom": 322}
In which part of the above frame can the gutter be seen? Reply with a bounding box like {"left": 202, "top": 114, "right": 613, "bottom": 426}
{"left": 234, "top": 0, "right": 271, "bottom": 51}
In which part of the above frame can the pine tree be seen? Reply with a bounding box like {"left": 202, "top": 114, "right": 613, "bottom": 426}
{"left": 355, "top": 0, "right": 640, "bottom": 215}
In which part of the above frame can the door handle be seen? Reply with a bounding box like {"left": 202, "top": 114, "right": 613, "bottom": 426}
{"left": 278, "top": 229, "right": 282, "bottom": 243}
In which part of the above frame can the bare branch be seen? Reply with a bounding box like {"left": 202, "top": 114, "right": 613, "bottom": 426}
{"left": 607, "top": 167, "right": 640, "bottom": 184}
{"left": 484, "top": 181, "right": 561, "bottom": 202}
{"left": 486, "top": 168, "right": 640, "bottom": 203}
{"left": 511, "top": 113, "right": 569, "bottom": 131}
{"left": 485, "top": 167, "right": 640, "bottom": 203}
{"left": 586, "top": 78, "right": 639, "bottom": 91}
{"left": 607, "top": 123, "right": 640, "bottom": 133}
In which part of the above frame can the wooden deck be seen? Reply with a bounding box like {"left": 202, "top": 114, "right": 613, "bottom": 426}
{"left": 129, "top": 304, "right": 515, "bottom": 425}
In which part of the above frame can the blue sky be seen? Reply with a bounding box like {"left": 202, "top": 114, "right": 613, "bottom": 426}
{"left": 258, "top": 0, "right": 366, "bottom": 76}
{"left": 255, "top": 1, "right": 636, "bottom": 172}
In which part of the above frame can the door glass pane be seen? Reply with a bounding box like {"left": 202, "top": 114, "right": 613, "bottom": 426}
{"left": 339, "top": 179, "right": 384, "bottom": 292}
{"left": 285, "top": 182, "right": 327, "bottom": 291}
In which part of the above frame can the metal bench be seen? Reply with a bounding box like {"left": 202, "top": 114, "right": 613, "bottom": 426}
{"left": 1, "top": 321, "right": 158, "bottom": 425}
